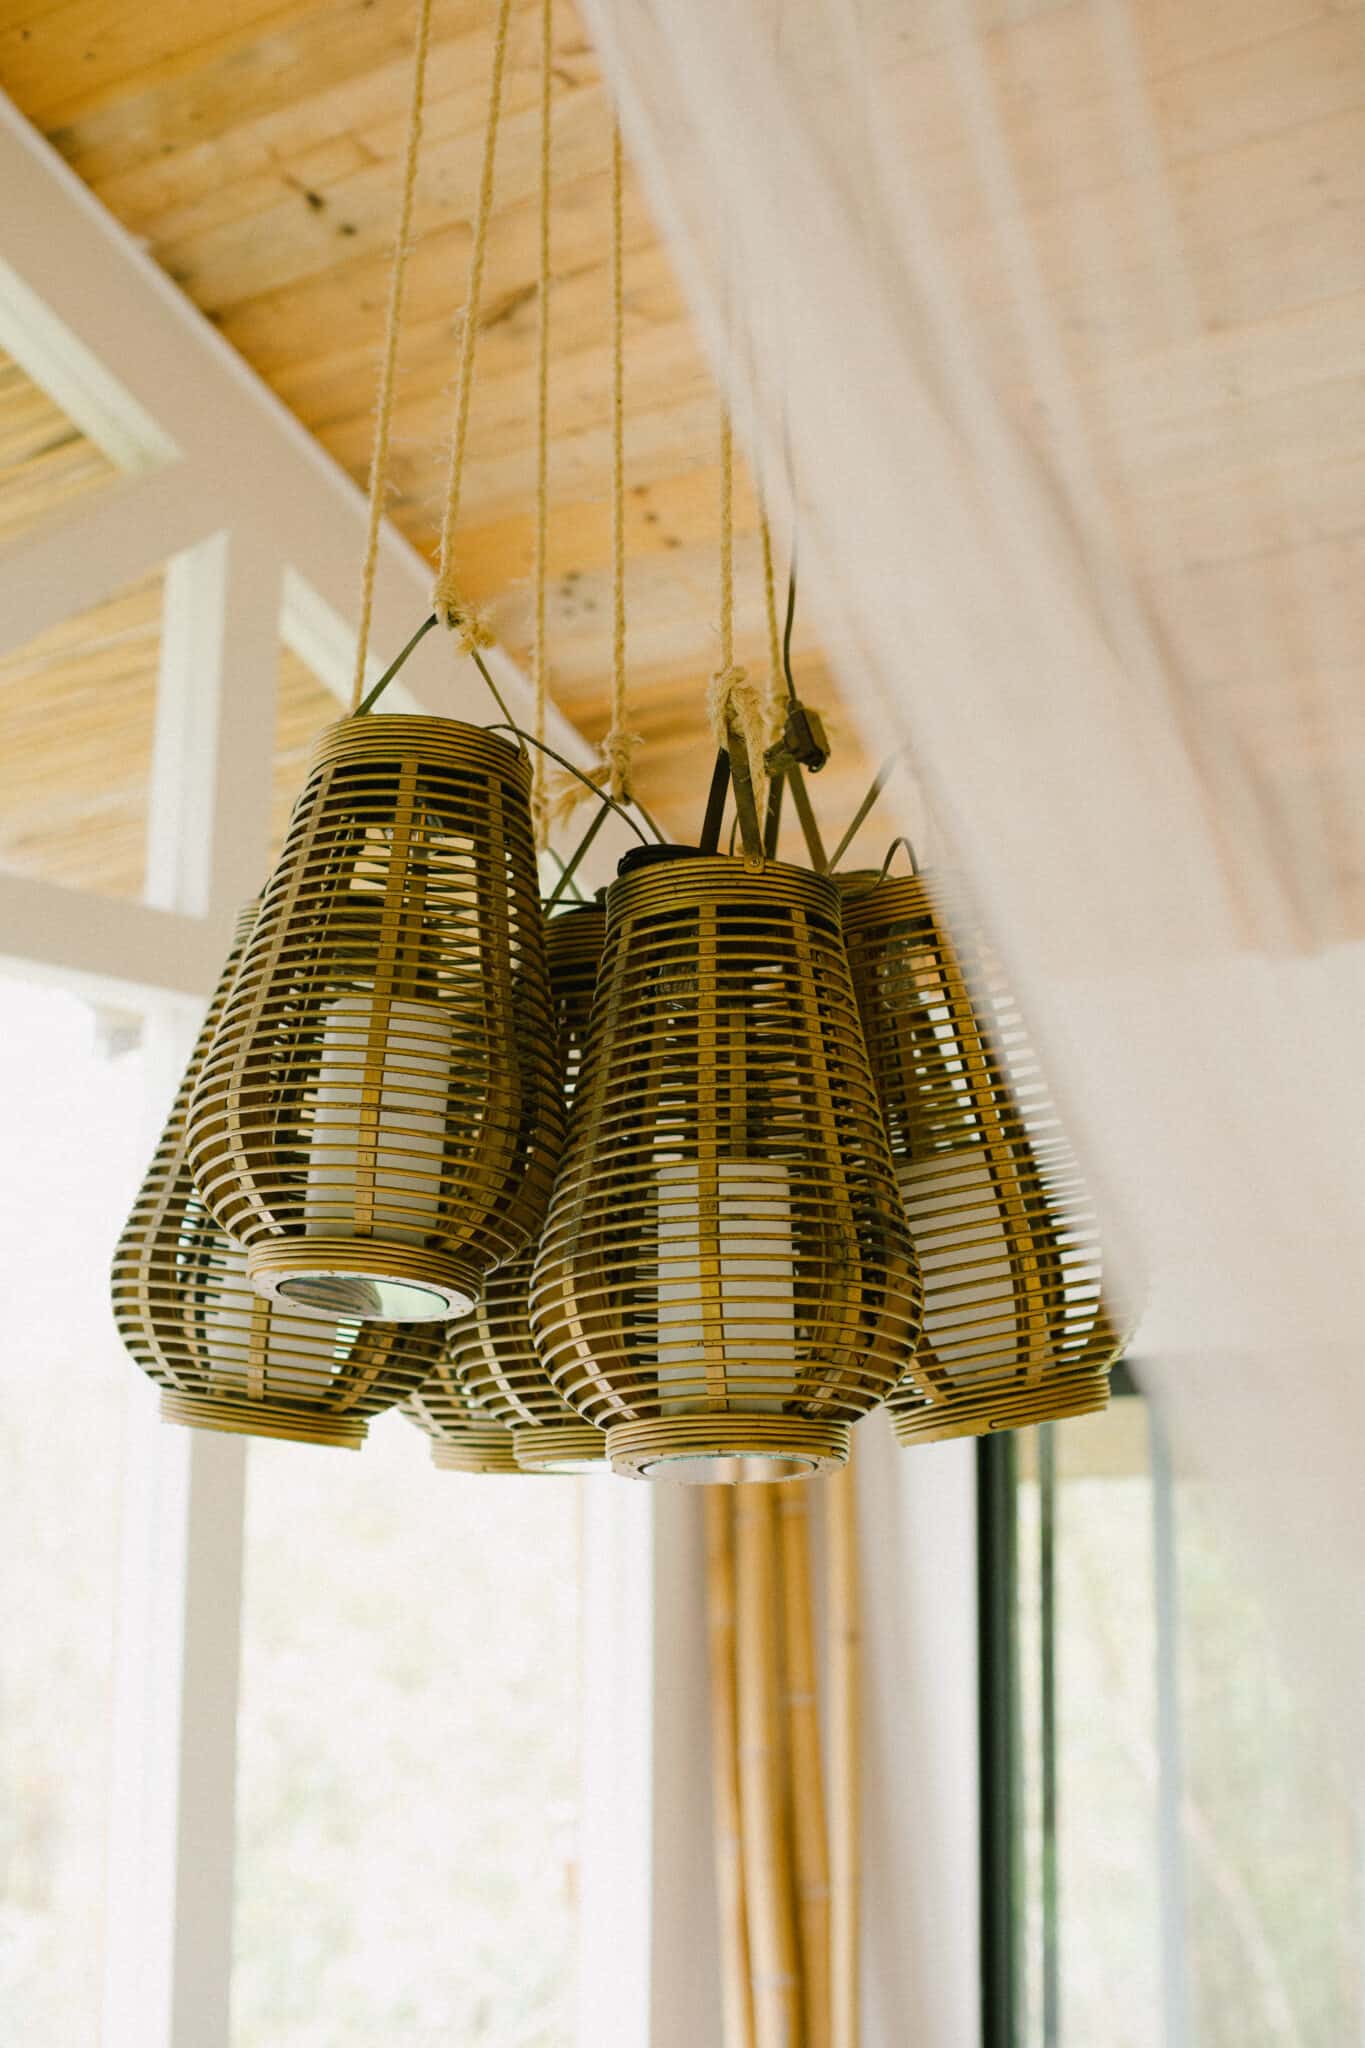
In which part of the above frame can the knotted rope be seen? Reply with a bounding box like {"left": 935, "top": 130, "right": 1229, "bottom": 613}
{"left": 758, "top": 505, "right": 788, "bottom": 748}
{"left": 708, "top": 407, "right": 767, "bottom": 803}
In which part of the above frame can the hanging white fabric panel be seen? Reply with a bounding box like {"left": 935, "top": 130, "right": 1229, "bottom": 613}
{"left": 579, "top": 0, "right": 1365, "bottom": 1737}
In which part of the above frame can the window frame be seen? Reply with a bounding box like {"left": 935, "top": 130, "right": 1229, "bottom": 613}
{"left": 0, "top": 94, "right": 654, "bottom": 2048}
{"left": 976, "top": 1360, "right": 1197, "bottom": 2048}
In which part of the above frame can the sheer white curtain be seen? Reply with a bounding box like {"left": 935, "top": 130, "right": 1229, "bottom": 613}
{"left": 581, "top": 0, "right": 1365, "bottom": 1737}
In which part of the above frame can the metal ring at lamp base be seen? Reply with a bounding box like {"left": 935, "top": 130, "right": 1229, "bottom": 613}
{"left": 605, "top": 1414, "right": 850, "bottom": 1484}
{"left": 248, "top": 1238, "right": 484, "bottom": 1324}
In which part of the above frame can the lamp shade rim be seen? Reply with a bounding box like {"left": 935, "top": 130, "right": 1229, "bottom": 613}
{"left": 606, "top": 1414, "right": 850, "bottom": 1480}
{"left": 306, "top": 712, "right": 529, "bottom": 787}
{"left": 248, "top": 1240, "right": 482, "bottom": 1322}
{"left": 605, "top": 849, "right": 841, "bottom": 926}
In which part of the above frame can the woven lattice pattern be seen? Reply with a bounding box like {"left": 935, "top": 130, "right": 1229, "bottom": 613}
{"left": 187, "top": 716, "right": 562, "bottom": 1323}
{"left": 112, "top": 906, "right": 442, "bottom": 1448}
{"left": 453, "top": 901, "right": 607, "bottom": 1472}
{"left": 403, "top": 1350, "right": 523, "bottom": 1474}
{"left": 841, "top": 869, "right": 1120, "bottom": 1442}
{"left": 532, "top": 853, "right": 922, "bottom": 1480}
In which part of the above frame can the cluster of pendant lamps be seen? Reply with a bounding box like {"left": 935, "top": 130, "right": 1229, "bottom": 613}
{"left": 109, "top": 0, "right": 1122, "bottom": 1479}
{"left": 111, "top": 707, "right": 1121, "bottom": 1481}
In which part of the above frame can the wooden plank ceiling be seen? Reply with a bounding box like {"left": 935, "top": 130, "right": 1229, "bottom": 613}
{"left": 0, "top": 0, "right": 1361, "bottom": 910}
{"left": 0, "top": 0, "right": 885, "bottom": 882}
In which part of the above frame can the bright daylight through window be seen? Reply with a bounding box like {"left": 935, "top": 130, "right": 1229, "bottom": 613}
{"left": 232, "top": 1421, "right": 581, "bottom": 2048}
{"left": 0, "top": 977, "right": 146, "bottom": 2040}
{"left": 989, "top": 1386, "right": 1365, "bottom": 2048}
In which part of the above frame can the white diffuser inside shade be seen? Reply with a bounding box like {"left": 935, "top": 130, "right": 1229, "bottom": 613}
{"left": 655, "top": 1159, "right": 796, "bottom": 1414}
{"left": 896, "top": 1149, "right": 1020, "bottom": 1375}
{"left": 200, "top": 1241, "right": 359, "bottom": 1390}
{"left": 274, "top": 992, "right": 458, "bottom": 1322}
{"left": 201, "top": 1240, "right": 269, "bottom": 1388}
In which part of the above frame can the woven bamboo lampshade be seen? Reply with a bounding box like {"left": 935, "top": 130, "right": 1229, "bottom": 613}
{"left": 454, "top": 900, "right": 609, "bottom": 1476}
{"left": 531, "top": 849, "right": 923, "bottom": 1482}
{"left": 187, "top": 716, "right": 563, "bottom": 1323}
{"left": 403, "top": 1349, "right": 523, "bottom": 1474}
{"left": 840, "top": 867, "right": 1121, "bottom": 1443}
{"left": 112, "top": 906, "right": 442, "bottom": 1448}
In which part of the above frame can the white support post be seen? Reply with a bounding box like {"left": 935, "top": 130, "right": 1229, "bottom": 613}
{"left": 648, "top": 1489, "right": 723, "bottom": 2048}
{"left": 102, "top": 1201, "right": 246, "bottom": 2048}
{"left": 577, "top": 1481, "right": 720, "bottom": 2048}
{"left": 857, "top": 1414, "right": 981, "bottom": 2048}
{"left": 577, "top": 1479, "right": 658, "bottom": 2045}
{"left": 146, "top": 525, "right": 282, "bottom": 919}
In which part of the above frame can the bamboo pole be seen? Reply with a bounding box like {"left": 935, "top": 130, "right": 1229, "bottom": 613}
{"left": 827, "top": 1461, "right": 861, "bottom": 2048}
{"left": 706, "top": 1488, "right": 756, "bottom": 2048}
{"left": 735, "top": 1480, "right": 802, "bottom": 2048}
{"left": 779, "top": 1481, "right": 832, "bottom": 2048}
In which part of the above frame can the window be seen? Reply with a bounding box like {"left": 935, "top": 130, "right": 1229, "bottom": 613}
{"left": 979, "top": 1367, "right": 1365, "bottom": 2047}
{"left": 0, "top": 977, "right": 147, "bottom": 2042}
{"left": 232, "top": 1420, "right": 583, "bottom": 2048}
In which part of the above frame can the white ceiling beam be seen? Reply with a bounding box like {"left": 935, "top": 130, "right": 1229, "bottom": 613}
{"left": 0, "top": 872, "right": 233, "bottom": 1004}
{"left": 0, "top": 462, "right": 219, "bottom": 663}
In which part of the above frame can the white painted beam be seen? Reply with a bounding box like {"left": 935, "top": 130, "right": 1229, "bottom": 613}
{"left": 0, "top": 249, "right": 175, "bottom": 475}
{"left": 0, "top": 872, "right": 234, "bottom": 1002}
{"left": 0, "top": 462, "right": 218, "bottom": 663}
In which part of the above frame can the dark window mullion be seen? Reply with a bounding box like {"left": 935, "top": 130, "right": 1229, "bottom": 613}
{"left": 1039, "top": 1422, "right": 1060, "bottom": 2048}
{"left": 979, "top": 1430, "right": 1023, "bottom": 2048}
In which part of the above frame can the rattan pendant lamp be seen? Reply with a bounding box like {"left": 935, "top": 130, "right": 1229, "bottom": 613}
{"left": 187, "top": 722, "right": 560, "bottom": 1323}
{"left": 185, "top": 0, "right": 566, "bottom": 1325}
{"left": 112, "top": 907, "right": 443, "bottom": 1447}
{"left": 448, "top": 900, "right": 608, "bottom": 1474}
{"left": 531, "top": 843, "right": 923, "bottom": 1481}
{"left": 840, "top": 859, "right": 1122, "bottom": 1441}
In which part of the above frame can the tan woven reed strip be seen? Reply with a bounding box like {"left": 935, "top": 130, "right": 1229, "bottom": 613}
{"left": 827, "top": 1462, "right": 861, "bottom": 2048}
{"left": 706, "top": 1490, "right": 757, "bottom": 2048}
{"left": 780, "top": 1482, "right": 832, "bottom": 2048}
{"left": 531, "top": 0, "right": 554, "bottom": 845}
{"left": 431, "top": 0, "right": 514, "bottom": 647}
{"left": 708, "top": 410, "right": 768, "bottom": 795}
{"left": 350, "top": 0, "right": 436, "bottom": 710}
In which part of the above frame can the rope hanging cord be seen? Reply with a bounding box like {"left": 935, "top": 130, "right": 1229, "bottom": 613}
{"left": 531, "top": 0, "right": 554, "bottom": 846}
{"left": 431, "top": 0, "right": 515, "bottom": 651}
{"left": 350, "top": 0, "right": 436, "bottom": 710}
{"left": 708, "top": 408, "right": 770, "bottom": 852}
{"left": 601, "top": 119, "right": 640, "bottom": 805}
{"left": 546, "top": 117, "right": 640, "bottom": 826}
